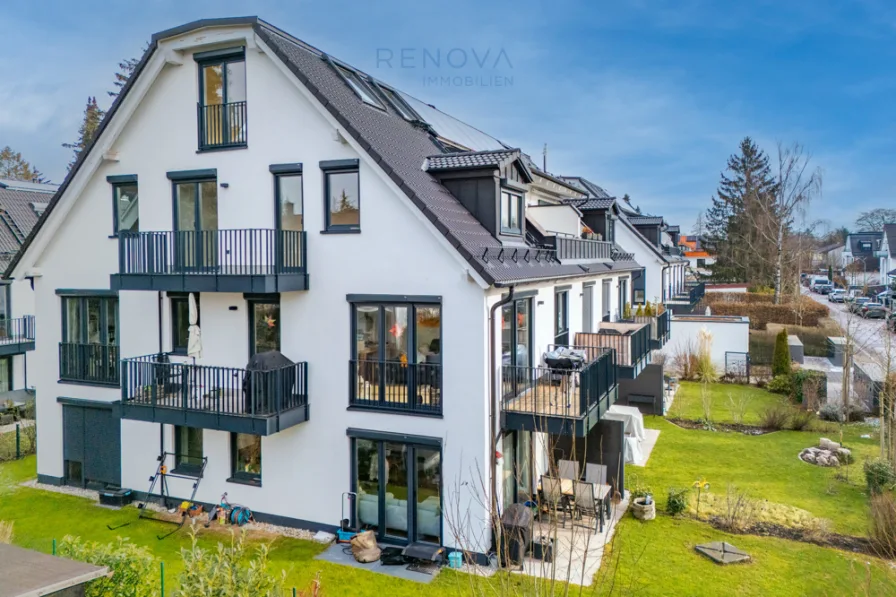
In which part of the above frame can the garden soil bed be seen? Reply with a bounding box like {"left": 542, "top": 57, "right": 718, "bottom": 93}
{"left": 705, "top": 517, "right": 875, "bottom": 556}
{"left": 667, "top": 418, "right": 774, "bottom": 436}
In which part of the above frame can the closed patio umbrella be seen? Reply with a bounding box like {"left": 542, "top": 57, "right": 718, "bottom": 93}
{"left": 187, "top": 293, "right": 202, "bottom": 360}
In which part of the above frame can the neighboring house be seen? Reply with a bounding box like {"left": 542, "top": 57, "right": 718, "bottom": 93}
{"left": 678, "top": 234, "right": 715, "bottom": 275}
{"left": 4, "top": 17, "right": 672, "bottom": 556}
{"left": 878, "top": 224, "right": 896, "bottom": 285}
{"left": 842, "top": 232, "right": 883, "bottom": 286}
{"left": 0, "top": 178, "right": 54, "bottom": 401}
{"left": 815, "top": 242, "right": 845, "bottom": 271}
{"left": 558, "top": 178, "right": 695, "bottom": 311}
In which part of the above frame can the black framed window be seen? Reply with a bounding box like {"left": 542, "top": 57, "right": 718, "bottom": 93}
{"left": 0, "top": 283, "right": 10, "bottom": 321}
{"left": 500, "top": 190, "right": 522, "bottom": 235}
{"left": 62, "top": 296, "right": 117, "bottom": 345}
{"left": 230, "top": 433, "right": 261, "bottom": 486}
{"left": 608, "top": 217, "right": 616, "bottom": 243}
{"left": 174, "top": 426, "right": 203, "bottom": 473}
{"left": 554, "top": 289, "right": 569, "bottom": 345}
{"left": 111, "top": 180, "right": 139, "bottom": 234}
{"left": 0, "top": 356, "right": 11, "bottom": 392}
{"left": 197, "top": 48, "right": 247, "bottom": 149}
{"left": 170, "top": 296, "right": 198, "bottom": 355}
{"left": 249, "top": 299, "right": 280, "bottom": 355}
{"left": 697, "top": 258, "right": 706, "bottom": 268}
{"left": 323, "top": 167, "right": 360, "bottom": 231}
{"left": 275, "top": 172, "right": 304, "bottom": 232}
{"left": 618, "top": 278, "right": 629, "bottom": 319}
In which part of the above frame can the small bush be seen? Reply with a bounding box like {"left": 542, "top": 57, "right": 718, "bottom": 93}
{"left": 667, "top": 488, "right": 690, "bottom": 516}
{"left": 629, "top": 474, "right": 652, "bottom": 500}
{"left": 869, "top": 492, "right": 896, "bottom": 558}
{"left": 772, "top": 329, "right": 791, "bottom": 377}
{"left": 864, "top": 459, "right": 896, "bottom": 495}
{"left": 767, "top": 374, "right": 793, "bottom": 395}
{"left": 759, "top": 402, "right": 791, "bottom": 430}
{"left": 57, "top": 536, "right": 158, "bottom": 597}
{"left": 819, "top": 403, "right": 842, "bottom": 422}
{"left": 789, "top": 409, "right": 816, "bottom": 431}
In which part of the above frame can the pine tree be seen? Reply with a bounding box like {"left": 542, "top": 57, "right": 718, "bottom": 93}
{"left": 109, "top": 45, "right": 148, "bottom": 97}
{"left": 772, "top": 328, "right": 791, "bottom": 377}
{"left": 704, "top": 137, "right": 778, "bottom": 284}
{"left": 0, "top": 146, "right": 47, "bottom": 182}
{"left": 63, "top": 97, "right": 105, "bottom": 170}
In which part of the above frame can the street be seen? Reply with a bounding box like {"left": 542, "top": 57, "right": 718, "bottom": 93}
{"left": 803, "top": 288, "right": 895, "bottom": 367}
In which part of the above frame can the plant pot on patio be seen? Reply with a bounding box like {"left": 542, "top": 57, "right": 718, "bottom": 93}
{"left": 631, "top": 497, "right": 656, "bottom": 521}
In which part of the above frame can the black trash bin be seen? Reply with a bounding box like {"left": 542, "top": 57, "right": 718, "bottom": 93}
{"left": 499, "top": 503, "right": 533, "bottom": 568}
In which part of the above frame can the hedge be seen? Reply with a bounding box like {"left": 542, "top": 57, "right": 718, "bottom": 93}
{"left": 704, "top": 292, "right": 777, "bottom": 305}
{"left": 708, "top": 298, "right": 828, "bottom": 329}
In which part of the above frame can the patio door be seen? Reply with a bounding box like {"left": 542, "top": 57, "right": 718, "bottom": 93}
{"left": 502, "top": 431, "right": 533, "bottom": 510}
{"left": 602, "top": 280, "right": 612, "bottom": 322}
{"left": 501, "top": 298, "right": 532, "bottom": 399}
{"left": 274, "top": 171, "right": 303, "bottom": 272}
{"left": 554, "top": 288, "right": 569, "bottom": 345}
{"left": 353, "top": 435, "right": 442, "bottom": 544}
{"left": 583, "top": 284, "right": 594, "bottom": 333}
{"left": 618, "top": 278, "right": 629, "bottom": 319}
{"left": 174, "top": 180, "right": 218, "bottom": 272}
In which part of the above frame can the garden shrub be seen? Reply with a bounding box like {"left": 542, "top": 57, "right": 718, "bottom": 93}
{"left": 818, "top": 403, "right": 865, "bottom": 423}
{"left": 178, "top": 528, "right": 286, "bottom": 597}
{"left": 791, "top": 369, "right": 827, "bottom": 404}
{"left": 788, "top": 409, "right": 816, "bottom": 431}
{"left": 628, "top": 474, "right": 652, "bottom": 500}
{"left": 57, "top": 536, "right": 158, "bottom": 597}
{"left": 869, "top": 492, "right": 896, "bottom": 558}
{"left": 666, "top": 488, "right": 690, "bottom": 516}
{"left": 707, "top": 298, "right": 828, "bottom": 330}
{"left": 864, "top": 459, "right": 896, "bottom": 495}
{"left": 758, "top": 402, "right": 791, "bottom": 430}
{"left": 772, "top": 329, "right": 791, "bottom": 377}
{"left": 767, "top": 374, "right": 793, "bottom": 395}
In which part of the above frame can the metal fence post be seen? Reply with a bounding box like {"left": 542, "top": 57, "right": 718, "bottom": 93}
{"left": 15, "top": 423, "right": 20, "bottom": 459}
{"left": 52, "top": 538, "right": 56, "bottom": 555}
{"left": 161, "top": 561, "right": 165, "bottom": 597}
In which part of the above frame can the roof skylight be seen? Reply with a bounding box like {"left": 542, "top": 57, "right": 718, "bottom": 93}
{"left": 335, "top": 64, "right": 383, "bottom": 108}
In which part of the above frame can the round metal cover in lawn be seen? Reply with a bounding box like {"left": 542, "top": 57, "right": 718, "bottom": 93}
{"left": 695, "top": 541, "right": 750, "bottom": 565}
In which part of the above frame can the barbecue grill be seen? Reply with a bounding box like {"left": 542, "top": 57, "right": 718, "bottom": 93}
{"left": 543, "top": 347, "right": 587, "bottom": 384}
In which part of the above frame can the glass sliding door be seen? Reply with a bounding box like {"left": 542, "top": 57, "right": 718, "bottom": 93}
{"left": 502, "top": 431, "right": 533, "bottom": 510}
{"left": 174, "top": 180, "right": 218, "bottom": 272}
{"left": 275, "top": 173, "right": 303, "bottom": 271}
{"left": 355, "top": 438, "right": 380, "bottom": 534}
{"left": 250, "top": 301, "right": 280, "bottom": 355}
{"left": 415, "top": 446, "right": 441, "bottom": 543}
{"left": 501, "top": 298, "right": 532, "bottom": 399}
{"left": 554, "top": 289, "right": 569, "bottom": 345}
{"left": 384, "top": 442, "right": 410, "bottom": 539}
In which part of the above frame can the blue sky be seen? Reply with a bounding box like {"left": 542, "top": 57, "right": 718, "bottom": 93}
{"left": 1, "top": 0, "right": 894, "bottom": 233}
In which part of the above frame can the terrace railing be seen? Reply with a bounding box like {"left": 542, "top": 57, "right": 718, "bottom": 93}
{"left": 118, "top": 229, "right": 306, "bottom": 277}
{"left": 548, "top": 236, "right": 613, "bottom": 261}
{"left": 121, "top": 354, "right": 308, "bottom": 420}
{"left": 349, "top": 360, "right": 441, "bottom": 416}
{"left": 59, "top": 343, "right": 120, "bottom": 386}
{"left": 198, "top": 101, "right": 247, "bottom": 150}
{"left": 0, "top": 316, "right": 35, "bottom": 345}
{"left": 634, "top": 309, "right": 671, "bottom": 347}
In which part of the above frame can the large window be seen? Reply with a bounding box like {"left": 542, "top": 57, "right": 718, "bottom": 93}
{"left": 0, "top": 357, "right": 11, "bottom": 392}
{"left": 108, "top": 177, "right": 139, "bottom": 235}
{"left": 197, "top": 49, "right": 247, "bottom": 149}
{"left": 249, "top": 299, "right": 280, "bottom": 355}
{"left": 324, "top": 168, "right": 360, "bottom": 231}
{"left": 170, "top": 295, "right": 199, "bottom": 355}
{"left": 500, "top": 191, "right": 522, "bottom": 235}
{"left": 351, "top": 301, "right": 441, "bottom": 414}
{"left": 501, "top": 298, "right": 532, "bottom": 400}
{"left": 230, "top": 433, "right": 261, "bottom": 486}
{"left": 174, "top": 426, "right": 203, "bottom": 474}
{"left": 353, "top": 434, "right": 441, "bottom": 544}
{"left": 554, "top": 288, "right": 569, "bottom": 345}
{"left": 59, "top": 295, "right": 119, "bottom": 385}
{"left": 275, "top": 173, "right": 304, "bottom": 232}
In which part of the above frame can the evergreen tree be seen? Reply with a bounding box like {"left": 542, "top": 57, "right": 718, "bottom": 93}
{"left": 704, "top": 137, "right": 777, "bottom": 284}
{"left": 772, "top": 328, "right": 791, "bottom": 377}
{"left": 63, "top": 97, "right": 105, "bottom": 170}
{"left": 691, "top": 211, "right": 706, "bottom": 238}
{"left": 109, "top": 45, "right": 148, "bottom": 97}
{"left": 0, "top": 146, "right": 47, "bottom": 182}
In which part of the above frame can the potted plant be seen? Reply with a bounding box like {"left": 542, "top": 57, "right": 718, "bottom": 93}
{"left": 629, "top": 477, "right": 656, "bottom": 521}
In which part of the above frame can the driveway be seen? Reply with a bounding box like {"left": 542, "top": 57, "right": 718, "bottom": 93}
{"left": 803, "top": 288, "right": 894, "bottom": 367}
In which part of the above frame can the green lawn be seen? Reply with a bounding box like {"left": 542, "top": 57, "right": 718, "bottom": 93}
{"left": 630, "top": 416, "right": 877, "bottom": 535}
{"left": 668, "top": 381, "right": 786, "bottom": 425}
{"left": 599, "top": 515, "right": 896, "bottom": 597}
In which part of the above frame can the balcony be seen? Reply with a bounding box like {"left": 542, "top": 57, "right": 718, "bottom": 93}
{"left": 572, "top": 322, "right": 652, "bottom": 378}
{"left": 112, "top": 229, "right": 308, "bottom": 293}
{"left": 502, "top": 348, "right": 617, "bottom": 436}
{"left": 634, "top": 309, "right": 671, "bottom": 350}
{"left": 119, "top": 355, "right": 309, "bottom": 435}
{"left": 198, "top": 101, "right": 247, "bottom": 150}
{"left": 349, "top": 360, "right": 441, "bottom": 416}
{"left": 666, "top": 281, "right": 705, "bottom": 306}
{"left": 546, "top": 236, "right": 613, "bottom": 262}
{"left": 0, "top": 316, "right": 35, "bottom": 356}
{"left": 59, "top": 343, "right": 120, "bottom": 386}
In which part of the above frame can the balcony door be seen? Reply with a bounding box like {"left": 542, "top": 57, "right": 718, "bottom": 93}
{"left": 602, "top": 280, "right": 612, "bottom": 322}
{"left": 554, "top": 289, "right": 569, "bottom": 345}
{"left": 174, "top": 180, "right": 218, "bottom": 272}
{"left": 274, "top": 172, "right": 304, "bottom": 272}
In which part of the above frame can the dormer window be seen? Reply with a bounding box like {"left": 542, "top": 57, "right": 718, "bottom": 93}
{"left": 859, "top": 241, "right": 872, "bottom": 251}
{"left": 196, "top": 47, "right": 247, "bottom": 150}
{"left": 500, "top": 190, "right": 523, "bottom": 235}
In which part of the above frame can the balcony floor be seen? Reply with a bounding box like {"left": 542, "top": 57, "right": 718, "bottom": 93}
{"left": 111, "top": 271, "right": 309, "bottom": 293}
{"left": 503, "top": 379, "right": 586, "bottom": 419}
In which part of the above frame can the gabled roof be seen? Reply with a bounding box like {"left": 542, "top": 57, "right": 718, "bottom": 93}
{"left": 6, "top": 17, "right": 640, "bottom": 285}
{"left": 627, "top": 216, "right": 665, "bottom": 226}
{"left": 0, "top": 182, "right": 56, "bottom": 270}
{"left": 845, "top": 232, "right": 883, "bottom": 255}
{"left": 558, "top": 176, "right": 612, "bottom": 199}
{"left": 574, "top": 197, "right": 617, "bottom": 211}
{"left": 425, "top": 148, "right": 533, "bottom": 182}
{"left": 884, "top": 224, "right": 896, "bottom": 255}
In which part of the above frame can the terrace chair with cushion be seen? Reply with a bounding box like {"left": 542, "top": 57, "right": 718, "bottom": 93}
{"left": 558, "top": 459, "right": 579, "bottom": 481}
{"left": 572, "top": 481, "right": 601, "bottom": 533}
{"left": 540, "top": 475, "right": 568, "bottom": 528}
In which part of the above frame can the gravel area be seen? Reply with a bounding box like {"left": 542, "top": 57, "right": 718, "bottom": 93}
{"left": 20, "top": 479, "right": 99, "bottom": 500}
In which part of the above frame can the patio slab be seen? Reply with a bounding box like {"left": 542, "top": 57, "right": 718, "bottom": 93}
{"left": 314, "top": 543, "right": 438, "bottom": 584}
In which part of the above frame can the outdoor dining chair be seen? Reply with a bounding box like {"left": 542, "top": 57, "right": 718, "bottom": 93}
{"left": 558, "top": 459, "right": 579, "bottom": 481}
{"left": 584, "top": 463, "right": 612, "bottom": 522}
{"left": 572, "top": 481, "right": 601, "bottom": 533}
{"left": 540, "top": 475, "right": 568, "bottom": 528}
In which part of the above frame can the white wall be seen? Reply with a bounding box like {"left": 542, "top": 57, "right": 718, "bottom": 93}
{"left": 615, "top": 223, "right": 665, "bottom": 304}
{"left": 662, "top": 315, "right": 750, "bottom": 372}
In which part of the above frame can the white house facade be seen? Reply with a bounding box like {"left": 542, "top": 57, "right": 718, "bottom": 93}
{"left": 6, "top": 17, "right": 672, "bottom": 556}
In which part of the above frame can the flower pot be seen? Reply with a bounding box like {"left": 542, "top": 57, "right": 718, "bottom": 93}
{"left": 631, "top": 497, "right": 656, "bottom": 521}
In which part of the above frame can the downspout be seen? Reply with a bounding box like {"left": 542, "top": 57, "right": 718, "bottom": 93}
{"left": 489, "top": 286, "right": 515, "bottom": 525}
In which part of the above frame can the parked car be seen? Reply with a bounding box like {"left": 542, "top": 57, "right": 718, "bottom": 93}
{"left": 888, "top": 313, "right": 896, "bottom": 333}
{"left": 818, "top": 284, "right": 834, "bottom": 295}
{"left": 828, "top": 289, "right": 847, "bottom": 302}
{"left": 860, "top": 302, "right": 888, "bottom": 319}
{"left": 809, "top": 277, "right": 831, "bottom": 292}
{"left": 849, "top": 297, "right": 871, "bottom": 313}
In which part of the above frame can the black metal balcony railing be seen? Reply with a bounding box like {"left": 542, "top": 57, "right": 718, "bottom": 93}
{"left": 198, "top": 101, "right": 247, "bottom": 150}
{"left": 685, "top": 281, "right": 706, "bottom": 303}
{"left": 549, "top": 236, "right": 613, "bottom": 261}
{"left": 0, "top": 316, "right": 35, "bottom": 345}
{"left": 349, "top": 360, "right": 441, "bottom": 416}
{"left": 120, "top": 355, "right": 308, "bottom": 434}
{"left": 502, "top": 348, "right": 617, "bottom": 433}
{"left": 573, "top": 324, "right": 651, "bottom": 371}
{"left": 634, "top": 309, "right": 671, "bottom": 348}
{"left": 118, "top": 229, "right": 306, "bottom": 276}
{"left": 59, "top": 343, "right": 120, "bottom": 385}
